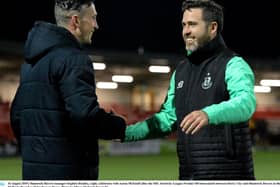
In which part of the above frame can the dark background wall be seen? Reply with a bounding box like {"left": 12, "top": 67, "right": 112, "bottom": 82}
{"left": 1, "top": 0, "right": 279, "bottom": 57}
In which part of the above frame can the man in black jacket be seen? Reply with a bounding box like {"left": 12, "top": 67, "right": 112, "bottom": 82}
{"left": 125, "top": 0, "right": 256, "bottom": 180}
{"left": 10, "top": 0, "right": 126, "bottom": 180}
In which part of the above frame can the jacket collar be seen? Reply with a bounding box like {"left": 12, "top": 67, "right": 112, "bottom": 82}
{"left": 187, "top": 34, "right": 227, "bottom": 64}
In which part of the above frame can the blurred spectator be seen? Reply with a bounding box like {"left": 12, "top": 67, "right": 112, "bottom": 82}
{"left": 255, "top": 118, "right": 269, "bottom": 149}
{"left": 249, "top": 118, "right": 256, "bottom": 146}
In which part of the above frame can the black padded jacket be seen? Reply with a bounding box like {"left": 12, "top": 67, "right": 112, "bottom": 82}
{"left": 10, "top": 21, "right": 126, "bottom": 180}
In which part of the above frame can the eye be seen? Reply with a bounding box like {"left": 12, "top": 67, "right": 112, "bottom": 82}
{"left": 188, "top": 21, "right": 197, "bottom": 26}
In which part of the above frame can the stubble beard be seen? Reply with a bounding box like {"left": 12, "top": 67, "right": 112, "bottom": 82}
{"left": 185, "top": 39, "right": 199, "bottom": 52}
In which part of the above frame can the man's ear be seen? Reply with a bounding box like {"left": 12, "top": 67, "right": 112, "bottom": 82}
{"left": 69, "top": 15, "right": 80, "bottom": 30}
{"left": 209, "top": 21, "right": 218, "bottom": 35}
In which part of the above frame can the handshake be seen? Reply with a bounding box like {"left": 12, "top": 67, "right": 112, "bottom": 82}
{"left": 110, "top": 107, "right": 209, "bottom": 143}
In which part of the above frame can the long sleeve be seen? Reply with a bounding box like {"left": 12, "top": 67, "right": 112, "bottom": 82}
{"left": 125, "top": 72, "right": 177, "bottom": 142}
{"left": 202, "top": 56, "right": 256, "bottom": 125}
{"left": 58, "top": 54, "right": 126, "bottom": 140}
{"left": 10, "top": 89, "right": 21, "bottom": 148}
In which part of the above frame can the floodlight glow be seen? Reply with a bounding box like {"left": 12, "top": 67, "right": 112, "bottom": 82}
{"left": 92, "top": 63, "right": 106, "bottom": 70}
{"left": 96, "top": 82, "right": 118, "bottom": 89}
{"left": 260, "top": 79, "right": 280, "bottom": 87}
{"left": 148, "top": 65, "right": 170, "bottom": 73}
{"left": 112, "top": 75, "right": 134, "bottom": 83}
{"left": 254, "top": 85, "right": 271, "bottom": 93}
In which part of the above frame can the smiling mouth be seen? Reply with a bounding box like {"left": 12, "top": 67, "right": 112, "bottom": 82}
{"left": 186, "top": 38, "right": 194, "bottom": 42}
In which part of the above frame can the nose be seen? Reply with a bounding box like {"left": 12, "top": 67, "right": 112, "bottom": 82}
{"left": 182, "top": 25, "right": 191, "bottom": 36}
{"left": 94, "top": 20, "right": 99, "bottom": 30}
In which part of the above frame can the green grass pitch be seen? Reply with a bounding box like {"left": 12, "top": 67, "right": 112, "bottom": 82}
{"left": 0, "top": 151, "right": 279, "bottom": 180}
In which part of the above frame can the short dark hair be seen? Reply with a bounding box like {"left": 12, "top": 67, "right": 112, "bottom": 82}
{"left": 54, "top": 0, "right": 94, "bottom": 25}
{"left": 182, "top": 0, "right": 224, "bottom": 33}
{"left": 55, "top": 0, "right": 94, "bottom": 11}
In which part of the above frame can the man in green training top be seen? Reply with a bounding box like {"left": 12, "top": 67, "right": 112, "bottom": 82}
{"left": 125, "top": 0, "right": 256, "bottom": 180}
